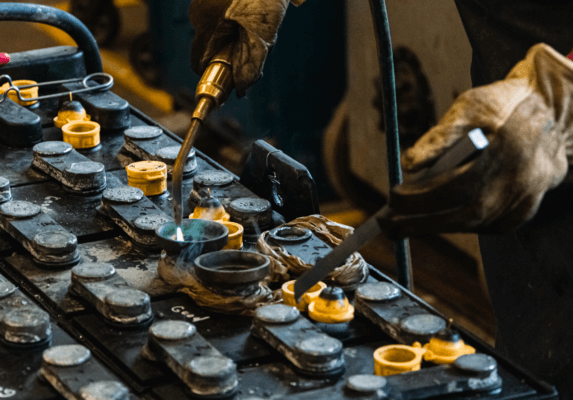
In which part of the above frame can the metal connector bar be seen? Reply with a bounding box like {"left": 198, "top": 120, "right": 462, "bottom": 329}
{"left": 0, "top": 72, "right": 113, "bottom": 104}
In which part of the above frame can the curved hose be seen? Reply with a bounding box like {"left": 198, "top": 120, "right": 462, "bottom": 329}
{"left": 368, "top": 0, "right": 413, "bottom": 290}
{"left": 0, "top": 3, "right": 102, "bottom": 74}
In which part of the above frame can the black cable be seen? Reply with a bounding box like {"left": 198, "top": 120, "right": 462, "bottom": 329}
{"left": 0, "top": 3, "right": 102, "bottom": 74}
{"left": 368, "top": 0, "right": 414, "bottom": 290}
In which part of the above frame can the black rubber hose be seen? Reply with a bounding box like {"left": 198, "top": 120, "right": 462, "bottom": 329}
{"left": 368, "top": 0, "right": 414, "bottom": 290}
{"left": 0, "top": 3, "right": 102, "bottom": 74}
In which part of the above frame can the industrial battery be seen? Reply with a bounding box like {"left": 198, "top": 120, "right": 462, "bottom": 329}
{"left": 0, "top": 3, "right": 560, "bottom": 400}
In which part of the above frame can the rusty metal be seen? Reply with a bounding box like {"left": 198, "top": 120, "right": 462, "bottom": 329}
{"left": 69, "top": 262, "right": 153, "bottom": 327}
{"left": 144, "top": 320, "right": 238, "bottom": 398}
{"left": 251, "top": 304, "right": 345, "bottom": 377}
{"left": 0, "top": 200, "right": 81, "bottom": 267}
{"left": 193, "top": 250, "right": 270, "bottom": 296}
{"left": 99, "top": 186, "right": 172, "bottom": 247}
{"left": 32, "top": 141, "right": 107, "bottom": 195}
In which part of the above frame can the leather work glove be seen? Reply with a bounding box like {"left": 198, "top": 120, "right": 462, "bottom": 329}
{"left": 189, "top": 0, "right": 306, "bottom": 97}
{"left": 386, "top": 43, "right": 573, "bottom": 237}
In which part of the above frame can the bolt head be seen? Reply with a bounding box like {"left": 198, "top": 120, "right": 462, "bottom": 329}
{"left": 43, "top": 344, "right": 91, "bottom": 366}
{"left": 65, "top": 161, "right": 104, "bottom": 176}
{"left": 356, "top": 282, "right": 401, "bottom": 302}
{"left": 346, "top": 374, "right": 387, "bottom": 393}
{"left": 134, "top": 214, "right": 171, "bottom": 231}
{"left": 400, "top": 314, "right": 446, "bottom": 336}
{"left": 33, "top": 230, "right": 77, "bottom": 255}
{"left": 124, "top": 126, "right": 163, "bottom": 140}
{"left": 295, "top": 335, "right": 342, "bottom": 357}
{"left": 149, "top": 320, "right": 196, "bottom": 340}
{"left": 102, "top": 186, "right": 144, "bottom": 204}
{"left": 2, "top": 308, "right": 51, "bottom": 344}
{"left": 254, "top": 304, "right": 300, "bottom": 324}
{"left": 0, "top": 200, "right": 41, "bottom": 219}
{"left": 194, "top": 170, "right": 234, "bottom": 187}
{"left": 33, "top": 141, "right": 73, "bottom": 156}
{"left": 72, "top": 263, "right": 116, "bottom": 282}
{"left": 104, "top": 289, "right": 151, "bottom": 321}
{"left": 80, "top": 380, "right": 130, "bottom": 400}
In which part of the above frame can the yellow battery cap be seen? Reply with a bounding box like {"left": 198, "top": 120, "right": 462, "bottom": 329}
{"left": 54, "top": 101, "right": 91, "bottom": 128}
{"left": 0, "top": 80, "right": 38, "bottom": 106}
{"left": 126, "top": 161, "right": 167, "bottom": 196}
{"left": 422, "top": 329, "right": 475, "bottom": 364}
{"left": 374, "top": 343, "right": 426, "bottom": 376}
{"left": 221, "top": 221, "right": 244, "bottom": 250}
{"left": 282, "top": 280, "right": 326, "bottom": 312}
{"left": 189, "top": 189, "right": 230, "bottom": 221}
{"left": 62, "top": 120, "right": 100, "bottom": 149}
{"left": 308, "top": 286, "right": 354, "bottom": 324}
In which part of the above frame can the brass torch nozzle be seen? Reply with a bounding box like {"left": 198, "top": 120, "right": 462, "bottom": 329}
{"left": 192, "top": 45, "right": 234, "bottom": 122}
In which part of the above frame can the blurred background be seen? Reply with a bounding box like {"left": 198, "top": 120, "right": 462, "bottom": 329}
{"left": 0, "top": 0, "right": 495, "bottom": 345}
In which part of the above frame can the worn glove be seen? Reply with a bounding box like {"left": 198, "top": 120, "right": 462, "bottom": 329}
{"left": 189, "top": 0, "right": 305, "bottom": 97}
{"left": 386, "top": 43, "right": 573, "bottom": 237}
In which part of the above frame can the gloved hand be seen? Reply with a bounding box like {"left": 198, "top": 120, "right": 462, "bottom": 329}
{"left": 189, "top": 0, "right": 305, "bottom": 97}
{"left": 386, "top": 43, "right": 573, "bottom": 237}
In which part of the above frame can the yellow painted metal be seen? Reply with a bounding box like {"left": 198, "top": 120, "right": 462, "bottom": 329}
{"left": 62, "top": 120, "right": 100, "bottom": 149}
{"left": 126, "top": 161, "right": 167, "bottom": 196}
{"left": 373, "top": 343, "right": 426, "bottom": 376}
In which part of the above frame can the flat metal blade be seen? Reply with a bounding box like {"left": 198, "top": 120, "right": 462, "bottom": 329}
{"left": 293, "top": 211, "right": 385, "bottom": 301}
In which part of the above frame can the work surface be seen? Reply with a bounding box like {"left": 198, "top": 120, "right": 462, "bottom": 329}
{"left": 0, "top": 79, "right": 558, "bottom": 399}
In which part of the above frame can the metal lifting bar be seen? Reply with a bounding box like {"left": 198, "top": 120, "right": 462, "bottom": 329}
{"left": 368, "top": 0, "right": 414, "bottom": 291}
{"left": 0, "top": 72, "right": 114, "bottom": 103}
{"left": 0, "top": 2, "right": 103, "bottom": 74}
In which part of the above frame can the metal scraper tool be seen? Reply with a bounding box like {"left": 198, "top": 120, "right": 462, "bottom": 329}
{"left": 293, "top": 128, "right": 489, "bottom": 301}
